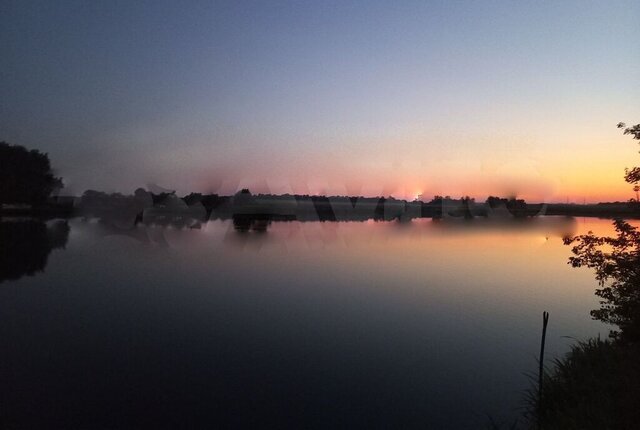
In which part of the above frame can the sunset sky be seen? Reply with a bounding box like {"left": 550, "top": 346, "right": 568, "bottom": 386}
{"left": 2, "top": 0, "right": 639, "bottom": 202}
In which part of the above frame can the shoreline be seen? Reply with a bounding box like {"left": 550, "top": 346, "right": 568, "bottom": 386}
{"left": 2, "top": 199, "right": 639, "bottom": 221}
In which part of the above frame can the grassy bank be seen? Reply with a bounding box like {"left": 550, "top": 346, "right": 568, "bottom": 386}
{"left": 531, "top": 338, "right": 640, "bottom": 429}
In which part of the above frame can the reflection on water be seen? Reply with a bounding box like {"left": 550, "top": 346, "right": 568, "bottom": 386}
{"left": 0, "top": 219, "right": 69, "bottom": 283}
{"left": 232, "top": 214, "right": 273, "bottom": 233}
{"left": 226, "top": 213, "right": 579, "bottom": 235}
{"left": 0, "top": 217, "right": 627, "bottom": 428}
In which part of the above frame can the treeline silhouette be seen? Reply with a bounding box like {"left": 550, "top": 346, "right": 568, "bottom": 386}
{"left": 47, "top": 186, "right": 637, "bottom": 235}
{"left": 74, "top": 187, "right": 562, "bottom": 233}
{"left": 2, "top": 141, "right": 639, "bottom": 228}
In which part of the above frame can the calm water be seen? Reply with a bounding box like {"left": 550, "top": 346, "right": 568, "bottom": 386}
{"left": 0, "top": 217, "right": 622, "bottom": 428}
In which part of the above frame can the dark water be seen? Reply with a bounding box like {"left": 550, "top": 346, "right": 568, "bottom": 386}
{"left": 0, "top": 217, "right": 614, "bottom": 428}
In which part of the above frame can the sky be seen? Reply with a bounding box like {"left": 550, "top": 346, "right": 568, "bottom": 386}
{"left": 1, "top": 0, "right": 639, "bottom": 202}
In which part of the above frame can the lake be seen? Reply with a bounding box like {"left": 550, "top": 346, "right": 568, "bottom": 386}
{"left": 0, "top": 217, "right": 621, "bottom": 428}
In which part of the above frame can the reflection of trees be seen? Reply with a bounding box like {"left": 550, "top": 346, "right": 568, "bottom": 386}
{"left": 232, "top": 214, "right": 272, "bottom": 233}
{"left": 0, "top": 220, "right": 69, "bottom": 283}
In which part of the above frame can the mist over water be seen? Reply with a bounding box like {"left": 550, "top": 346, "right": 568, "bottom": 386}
{"left": 0, "top": 217, "right": 620, "bottom": 428}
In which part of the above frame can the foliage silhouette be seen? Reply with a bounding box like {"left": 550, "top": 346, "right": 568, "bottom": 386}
{"left": 617, "top": 122, "right": 640, "bottom": 187}
{"left": 564, "top": 220, "right": 640, "bottom": 342}
{"left": 0, "top": 142, "right": 63, "bottom": 205}
{"left": 563, "top": 123, "right": 640, "bottom": 343}
{"left": 528, "top": 123, "right": 640, "bottom": 427}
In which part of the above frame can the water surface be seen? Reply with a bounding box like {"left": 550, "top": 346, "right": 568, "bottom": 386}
{"left": 0, "top": 217, "right": 621, "bottom": 428}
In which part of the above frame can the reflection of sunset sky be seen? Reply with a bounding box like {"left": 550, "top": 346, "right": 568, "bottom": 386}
{"left": 85, "top": 216, "right": 634, "bottom": 337}
{"left": 9, "top": 216, "right": 631, "bottom": 425}
{"left": 2, "top": 1, "right": 639, "bottom": 201}
{"left": 192, "top": 217, "right": 639, "bottom": 294}
{"left": 190, "top": 217, "right": 636, "bottom": 323}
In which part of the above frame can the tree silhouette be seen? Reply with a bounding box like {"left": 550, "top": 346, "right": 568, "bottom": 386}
{"left": 564, "top": 123, "right": 640, "bottom": 343}
{"left": 564, "top": 220, "right": 640, "bottom": 342}
{"left": 617, "top": 122, "right": 640, "bottom": 187}
{"left": 0, "top": 142, "right": 63, "bottom": 205}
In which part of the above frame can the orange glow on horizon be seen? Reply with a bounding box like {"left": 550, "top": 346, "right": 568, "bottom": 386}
{"left": 189, "top": 124, "right": 640, "bottom": 204}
